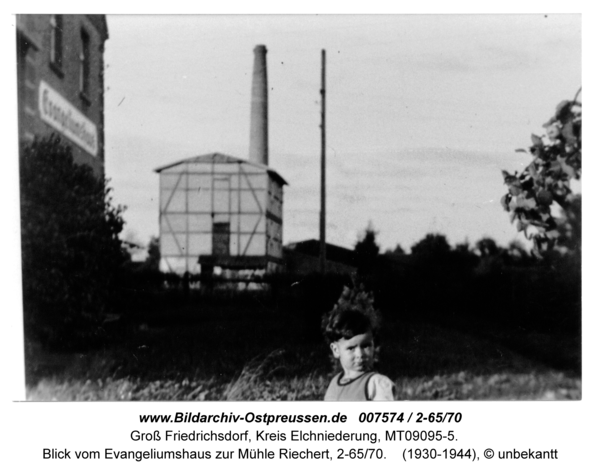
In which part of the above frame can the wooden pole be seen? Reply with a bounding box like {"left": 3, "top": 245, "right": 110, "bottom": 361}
{"left": 319, "top": 49, "right": 327, "bottom": 275}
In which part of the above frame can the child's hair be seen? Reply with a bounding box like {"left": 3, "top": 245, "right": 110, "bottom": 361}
{"left": 323, "top": 308, "right": 379, "bottom": 344}
{"left": 321, "top": 285, "right": 383, "bottom": 371}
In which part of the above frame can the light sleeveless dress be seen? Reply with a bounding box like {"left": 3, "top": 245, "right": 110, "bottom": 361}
{"left": 324, "top": 371, "right": 396, "bottom": 401}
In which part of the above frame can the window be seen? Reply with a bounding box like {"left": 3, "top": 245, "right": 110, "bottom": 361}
{"left": 212, "top": 222, "right": 231, "bottom": 256}
{"left": 79, "top": 28, "right": 91, "bottom": 102}
{"left": 49, "top": 15, "right": 63, "bottom": 75}
{"left": 24, "top": 56, "right": 37, "bottom": 112}
{"left": 17, "top": 32, "right": 38, "bottom": 114}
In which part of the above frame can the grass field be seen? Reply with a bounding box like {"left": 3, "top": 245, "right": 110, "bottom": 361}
{"left": 24, "top": 302, "right": 581, "bottom": 401}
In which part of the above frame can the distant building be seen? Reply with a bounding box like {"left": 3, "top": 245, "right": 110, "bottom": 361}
{"left": 155, "top": 153, "right": 287, "bottom": 275}
{"left": 284, "top": 239, "right": 357, "bottom": 275}
{"left": 16, "top": 15, "right": 109, "bottom": 177}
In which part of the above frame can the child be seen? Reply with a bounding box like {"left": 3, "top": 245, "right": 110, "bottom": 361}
{"left": 323, "top": 308, "right": 395, "bottom": 401}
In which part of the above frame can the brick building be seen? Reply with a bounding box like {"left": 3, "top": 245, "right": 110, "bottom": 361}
{"left": 16, "top": 15, "right": 109, "bottom": 177}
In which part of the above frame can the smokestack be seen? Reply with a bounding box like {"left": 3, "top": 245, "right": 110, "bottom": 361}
{"left": 249, "top": 45, "right": 268, "bottom": 166}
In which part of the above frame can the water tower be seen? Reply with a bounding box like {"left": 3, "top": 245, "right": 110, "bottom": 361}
{"left": 155, "top": 45, "right": 286, "bottom": 276}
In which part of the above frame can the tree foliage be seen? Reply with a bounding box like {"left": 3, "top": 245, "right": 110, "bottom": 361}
{"left": 354, "top": 222, "right": 380, "bottom": 275}
{"left": 410, "top": 233, "right": 451, "bottom": 259}
{"left": 475, "top": 237, "right": 501, "bottom": 258}
{"left": 501, "top": 90, "right": 582, "bottom": 256}
{"left": 142, "top": 236, "right": 161, "bottom": 272}
{"left": 20, "top": 134, "right": 127, "bottom": 346}
{"left": 384, "top": 244, "right": 406, "bottom": 256}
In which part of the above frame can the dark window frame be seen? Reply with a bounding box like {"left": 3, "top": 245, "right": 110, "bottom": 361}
{"left": 79, "top": 27, "right": 91, "bottom": 105}
{"left": 49, "top": 14, "right": 64, "bottom": 77}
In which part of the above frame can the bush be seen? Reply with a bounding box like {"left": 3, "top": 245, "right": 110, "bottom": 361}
{"left": 20, "top": 134, "right": 126, "bottom": 348}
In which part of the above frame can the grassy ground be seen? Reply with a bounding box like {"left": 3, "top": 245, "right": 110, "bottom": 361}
{"left": 24, "top": 302, "right": 581, "bottom": 401}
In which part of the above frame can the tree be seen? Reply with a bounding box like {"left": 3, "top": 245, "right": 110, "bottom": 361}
{"left": 410, "top": 233, "right": 451, "bottom": 259}
{"left": 384, "top": 244, "right": 406, "bottom": 256}
{"left": 354, "top": 222, "right": 380, "bottom": 275}
{"left": 505, "top": 240, "right": 531, "bottom": 264}
{"left": 143, "top": 236, "right": 161, "bottom": 272}
{"left": 475, "top": 237, "right": 501, "bottom": 258}
{"left": 20, "top": 134, "right": 127, "bottom": 346}
{"left": 408, "top": 233, "right": 453, "bottom": 300}
{"left": 556, "top": 194, "right": 581, "bottom": 254}
{"left": 501, "top": 89, "right": 582, "bottom": 256}
{"left": 451, "top": 240, "right": 479, "bottom": 272}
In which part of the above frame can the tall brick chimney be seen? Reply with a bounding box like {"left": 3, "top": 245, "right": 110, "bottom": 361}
{"left": 249, "top": 45, "right": 268, "bottom": 166}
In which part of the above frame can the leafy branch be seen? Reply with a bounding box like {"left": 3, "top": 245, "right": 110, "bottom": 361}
{"left": 501, "top": 89, "right": 581, "bottom": 256}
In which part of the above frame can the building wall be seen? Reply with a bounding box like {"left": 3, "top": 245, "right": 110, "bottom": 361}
{"left": 283, "top": 250, "right": 356, "bottom": 276}
{"left": 16, "top": 15, "right": 108, "bottom": 177}
{"left": 283, "top": 240, "right": 357, "bottom": 275}
{"left": 266, "top": 177, "right": 283, "bottom": 259}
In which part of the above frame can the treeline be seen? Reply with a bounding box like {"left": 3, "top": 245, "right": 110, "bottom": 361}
{"left": 115, "top": 230, "right": 580, "bottom": 338}
{"left": 359, "top": 234, "right": 580, "bottom": 334}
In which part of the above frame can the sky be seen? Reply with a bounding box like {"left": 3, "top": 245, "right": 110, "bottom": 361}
{"left": 101, "top": 14, "right": 582, "bottom": 253}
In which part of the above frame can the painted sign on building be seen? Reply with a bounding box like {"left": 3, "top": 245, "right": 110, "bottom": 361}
{"left": 38, "top": 80, "right": 98, "bottom": 156}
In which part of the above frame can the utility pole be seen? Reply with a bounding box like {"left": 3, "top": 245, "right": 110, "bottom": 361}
{"left": 319, "top": 49, "right": 327, "bottom": 275}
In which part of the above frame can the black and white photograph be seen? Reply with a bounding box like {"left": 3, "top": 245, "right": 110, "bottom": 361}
{"left": 13, "top": 13, "right": 582, "bottom": 402}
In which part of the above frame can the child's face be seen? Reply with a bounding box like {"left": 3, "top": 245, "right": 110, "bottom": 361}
{"left": 330, "top": 330, "right": 375, "bottom": 380}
